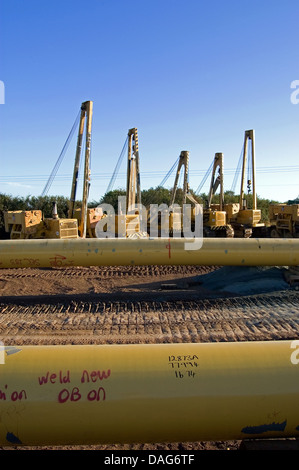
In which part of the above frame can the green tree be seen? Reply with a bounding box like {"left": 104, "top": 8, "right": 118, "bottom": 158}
{"left": 141, "top": 186, "right": 172, "bottom": 208}
{"left": 287, "top": 196, "right": 299, "bottom": 205}
{"left": 96, "top": 189, "right": 126, "bottom": 212}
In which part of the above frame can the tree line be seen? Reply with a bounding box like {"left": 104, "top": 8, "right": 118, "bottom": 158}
{"left": 1, "top": 189, "right": 297, "bottom": 239}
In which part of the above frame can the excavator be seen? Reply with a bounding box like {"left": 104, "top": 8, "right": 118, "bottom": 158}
{"left": 226, "top": 129, "right": 265, "bottom": 237}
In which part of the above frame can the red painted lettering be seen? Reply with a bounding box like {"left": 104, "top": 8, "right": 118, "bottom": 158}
{"left": 71, "top": 387, "right": 81, "bottom": 402}
{"left": 49, "top": 254, "right": 66, "bottom": 267}
{"left": 80, "top": 369, "right": 111, "bottom": 383}
{"left": 166, "top": 239, "right": 171, "bottom": 258}
{"left": 58, "top": 389, "right": 69, "bottom": 403}
{"left": 38, "top": 372, "right": 50, "bottom": 385}
{"left": 60, "top": 370, "right": 70, "bottom": 384}
{"left": 87, "top": 387, "right": 106, "bottom": 401}
{"left": 58, "top": 387, "right": 81, "bottom": 403}
{"left": 49, "top": 254, "right": 74, "bottom": 267}
{"left": 11, "top": 390, "right": 27, "bottom": 401}
{"left": 38, "top": 370, "right": 70, "bottom": 385}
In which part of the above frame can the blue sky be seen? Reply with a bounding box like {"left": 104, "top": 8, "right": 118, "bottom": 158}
{"left": 0, "top": 0, "right": 299, "bottom": 203}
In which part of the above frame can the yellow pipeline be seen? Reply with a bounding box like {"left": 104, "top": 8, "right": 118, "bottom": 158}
{"left": 0, "top": 237, "right": 298, "bottom": 268}
{"left": 0, "top": 341, "right": 299, "bottom": 446}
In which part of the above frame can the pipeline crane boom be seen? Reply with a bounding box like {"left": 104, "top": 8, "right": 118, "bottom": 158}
{"left": 101, "top": 127, "right": 145, "bottom": 238}
{"left": 67, "top": 100, "right": 103, "bottom": 239}
{"left": 68, "top": 100, "right": 93, "bottom": 238}
{"left": 202, "top": 153, "right": 234, "bottom": 237}
{"left": 170, "top": 151, "right": 190, "bottom": 206}
{"left": 126, "top": 128, "right": 141, "bottom": 211}
{"left": 207, "top": 153, "right": 224, "bottom": 210}
{"left": 170, "top": 151, "right": 198, "bottom": 206}
{"left": 228, "top": 129, "right": 264, "bottom": 237}
{"left": 123, "top": 127, "right": 146, "bottom": 237}
{"left": 239, "top": 129, "right": 256, "bottom": 211}
{"left": 165, "top": 151, "right": 199, "bottom": 236}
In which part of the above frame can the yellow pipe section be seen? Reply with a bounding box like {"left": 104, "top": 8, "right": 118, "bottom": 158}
{"left": 0, "top": 340, "right": 299, "bottom": 446}
{"left": 0, "top": 237, "right": 298, "bottom": 268}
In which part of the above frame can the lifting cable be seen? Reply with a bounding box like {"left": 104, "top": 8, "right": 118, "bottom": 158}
{"left": 41, "top": 109, "right": 81, "bottom": 196}
{"left": 194, "top": 159, "right": 214, "bottom": 195}
{"left": 105, "top": 136, "right": 128, "bottom": 194}
{"left": 159, "top": 156, "right": 180, "bottom": 188}
{"left": 230, "top": 146, "right": 243, "bottom": 194}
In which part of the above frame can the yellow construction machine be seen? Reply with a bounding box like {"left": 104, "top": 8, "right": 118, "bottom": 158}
{"left": 3, "top": 203, "right": 78, "bottom": 240}
{"left": 98, "top": 127, "right": 146, "bottom": 238}
{"left": 152, "top": 150, "right": 199, "bottom": 237}
{"left": 168, "top": 150, "right": 196, "bottom": 236}
{"left": 202, "top": 153, "right": 234, "bottom": 237}
{"left": 227, "top": 129, "right": 265, "bottom": 237}
{"left": 3, "top": 100, "right": 101, "bottom": 241}
{"left": 268, "top": 203, "right": 299, "bottom": 238}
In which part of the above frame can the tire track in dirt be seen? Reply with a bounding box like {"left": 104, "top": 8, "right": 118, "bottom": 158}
{"left": 0, "top": 291, "right": 298, "bottom": 345}
{"left": 0, "top": 265, "right": 216, "bottom": 279}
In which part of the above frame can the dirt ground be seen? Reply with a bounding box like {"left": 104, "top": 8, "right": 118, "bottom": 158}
{"left": 0, "top": 264, "right": 299, "bottom": 451}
